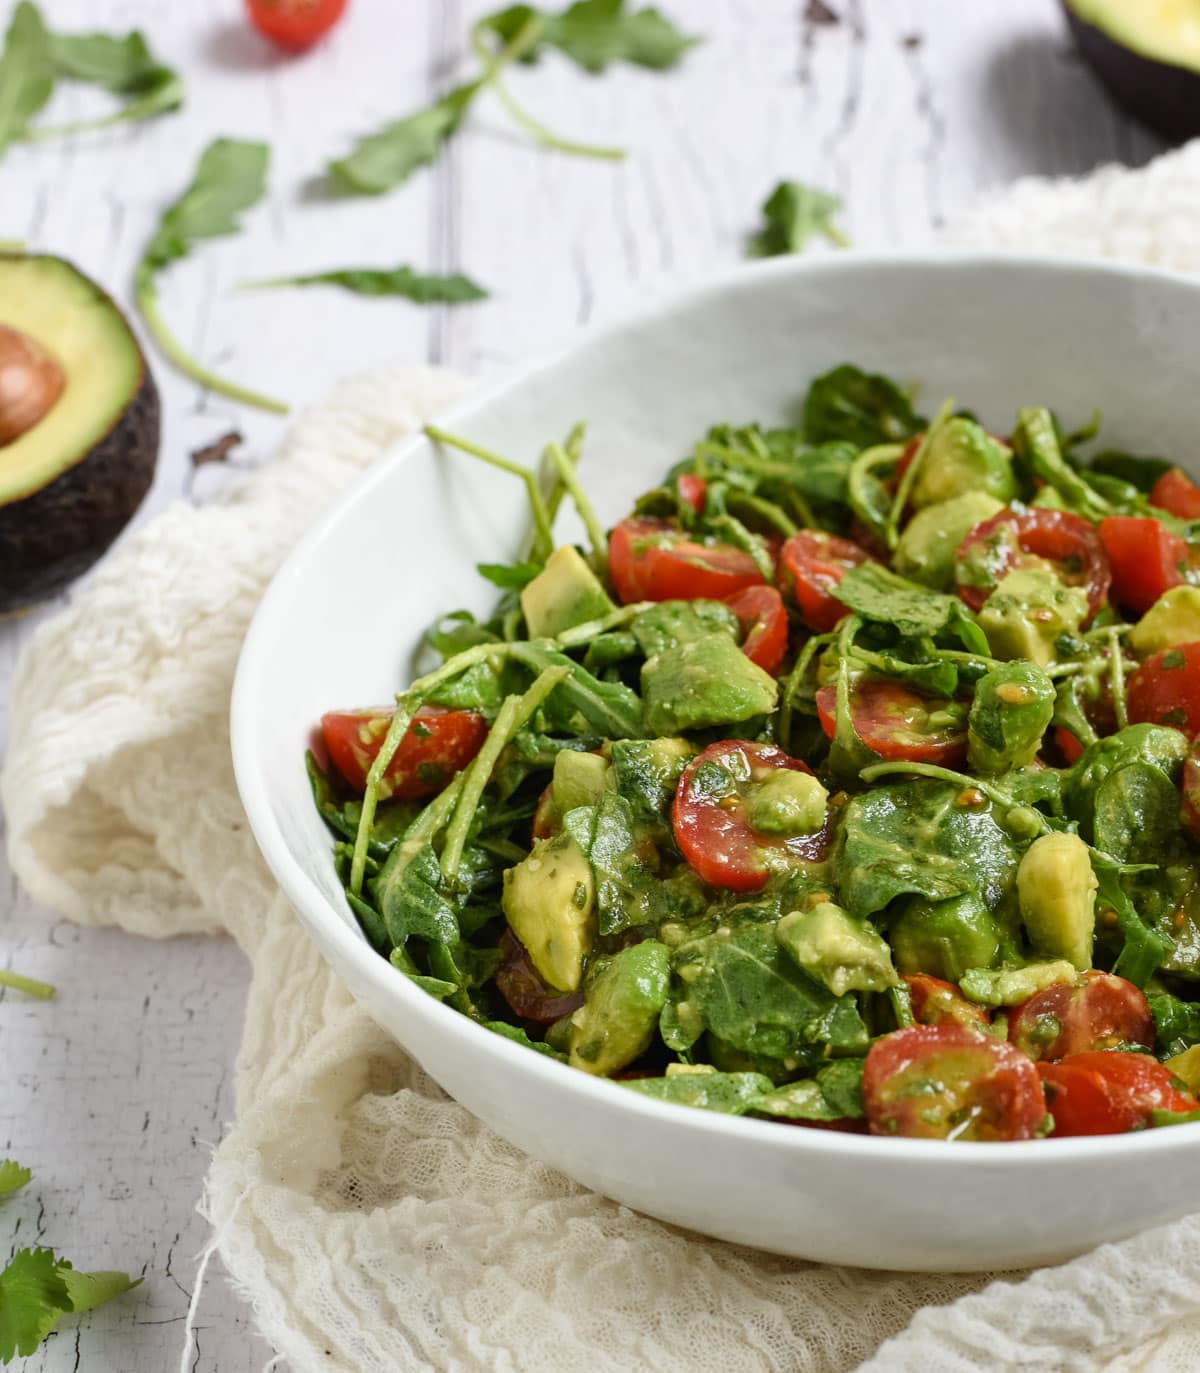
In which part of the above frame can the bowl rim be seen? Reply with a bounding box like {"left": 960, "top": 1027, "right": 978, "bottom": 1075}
{"left": 232, "top": 247, "right": 1200, "bottom": 1166}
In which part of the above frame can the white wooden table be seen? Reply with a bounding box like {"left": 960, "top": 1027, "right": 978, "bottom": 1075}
{"left": 0, "top": 1, "right": 1163, "bottom": 1368}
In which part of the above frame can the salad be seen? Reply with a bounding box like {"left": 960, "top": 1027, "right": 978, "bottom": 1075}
{"left": 308, "top": 362, "right": 1200, "bottom": 1142}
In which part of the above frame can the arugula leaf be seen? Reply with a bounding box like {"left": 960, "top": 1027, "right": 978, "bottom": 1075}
{"left": 1091, "top": 449, "right": 1175, "bottom": 493}
{"left": 0, "top": 3, "right": 54, "bottom": 162}
{"left": 0, "top": 1161, "right": 31, "bottom": 1198}
{"left": 0, "top": 1248, "right": 138, "bottom": 1364}
{"left": 833, "top": 563, "right": 987, "bottom": 652}
{"left": 245, "top": 263, "right": 488, "bottom": 303}
{"left": 750, "top": 1058, "right": 865, "bottom": 1122}
{"left": 1014, "top": 408, "right": 1111, "bottom": 522}
{"left": 36, "top": 29, "right": 181, "bottom": 136}
{"left": 749, "top": 179, "right": 848, "bottom": 257}
{"left": 1091, "top": 854, "right": 1170, "bottom": 987}
{"left": 479, "top": 0, "right": 698, "bottom": 72}
{"left": 476, "top": 561, "right": 541, "bottom": 590}
{"left": 483, "top": 1020, "right": 566, "bottom": 1059}
{"left": 511, "top": 643, "right": 644, "bottom": 738}
{"left": 373, "top": 842, "right": 462, "bottom": 949}
{"left": 563, "top": 794, "right": 650, "bottom": 934}
{"left": 802, "top": 364, "right": 926, "bottom": 449}
{"left": 135, "top": 139, "right": 285, "bottom": 414}
{"left": 1148, "top": 991, "right": 1200, "bottom": 1057}
{"left": 1092, "top": 761, "right": 1182, "bottom": 866}
{"left": 330, "top": 83, "right": 477, "bottom": 194}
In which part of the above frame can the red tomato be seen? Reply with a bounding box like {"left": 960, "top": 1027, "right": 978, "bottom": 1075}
{"left": 608, "top": 518, "right": 766, "bottom": 604}
{"left": 1054, "top": 726, "right": 1085, "bottom": 765}
{"left": 1151, "top": 468, "right": 1200, "bottom": 520}
{"left": 1039, "top": 1050, "right": 1197, "bottom": 1137}
{"left": 863, "top": 1024, "right": 1048, "bottom": 1141}
{"left": 531, "top": 782, "right": 558, "bottom": 841}
{"left": 671, "top": 740, "right": 832, "bottom": 893}
{"left": 1098, "top": 516, "right": 1188, "bottom": 616}
{"left": 725, "top": 586, "right": 788, "bottom": 676}
{"left": 1127, "top": 642, "right": 1200, "bottom": 738}
{"left": 246, "top": 0, "right": 346, "bottom": 49}
{"left": 677, "top": 473, "right": 707, "bottom": 514}
{"left": 956, "top": 507, "right": 1110, "bottom": 619}
{"left": 321, "top": 705, "right": 487, "bottom": 801}
{"left": 1183, "top": 739, "right": 1200, "bottom": 842}
{"left": 495, "top": 930, "right": 584, "bottom": 1024}
{"left": 779, "top": 530, "right": 871, "bottom": 632}
{"left": 815, "top": 679, "right": 968, "bottom": 766}
{"left": 1008, "top": 973, "right": 1154, "bottom": 1063}
{"left": 904, "top": 974, "right": 991, "bottom": 1030}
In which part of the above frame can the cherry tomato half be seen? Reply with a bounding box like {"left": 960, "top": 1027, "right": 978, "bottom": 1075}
{"left": 863, "top": 1023, "right": 1048, "bottom": 1141}
{"left": 671, "top": 740, "right": 831, "bottom": 893}
{"left": 608, "top": 517, "right": 766, "bottom": 604}
{"left": 677, "top": 473, "right": 707, "bottom": 515}
{"left": 1151, "top": 468, "right": 1200, "bottom": 521}
{"left": 321, "top": 705, "right": 487, "bottom": 801}
{"left": 1054, "top": 725, "right": 1085, "bottom": 766}
{"left": 1098, "top": 516, "right": 1188, "bottom": 616}
{"left": 725, "top": 585, "right": 788, "bottom": 676}
{"left": 815, "top": 679, "right": 968, "bottom": 766}
{"left": 904, "top": 973, "right": 991, "bottom": 1030}
{"left": 1128, "top": 642, "right": 1200, "bottom": 738}
{"left": 956, "top": 507, "right": 1110, "bottom": 620}
{"left": 246, "top": 0, "right": 347, "bottom": 49}
{"left": 1008, "top": 972, "right": 1154, "bottom": 1063}
{"left": 495, "top": 929, "right": 584, "bottom": 1024}
{"left": 1038, "top": 1050, "right": 1197, "bottom": 1137}
{"left": 779, "top": 530, "right": 871, "bottom": 632}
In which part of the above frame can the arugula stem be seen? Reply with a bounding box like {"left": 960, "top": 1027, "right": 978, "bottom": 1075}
{"left": 779, "top": 631, "right": 834, "bottom": 745}
{"left": 726, "top": 489, "right": 798, "bottom": 538}
{"left": 0, "top": 969, "right": 55, "bottom": 999}
{"left": 23, "top": 110, "right": 130, "bottom": 139}
{"left": 134, "top": 276, "right": 288, "bottom": 414}
{"left": 424, "top": 424, "right": 555, "bottom": 562}
{"left": 1108, "top": 626, "right": 1129, "bottom": 731}
{"left": 884, "top": 399, "right": 954, "bottom": 550}
{"left": 708, "top": 512, "right": 775, "bottom": 583}
{"left": 546, "top": 440, "right": 608, "bottom": 574}
{"left": 553, "top": 600, "right": 653, "bottom": 647}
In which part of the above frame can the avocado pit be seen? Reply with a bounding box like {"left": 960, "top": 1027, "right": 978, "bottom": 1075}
{"left": 0, "top": 324, "right": 65, "bottom": 446}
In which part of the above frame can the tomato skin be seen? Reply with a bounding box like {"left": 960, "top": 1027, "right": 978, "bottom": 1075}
{"left": 321, "top": 705, "right": 487, "bottom": 801}
{"left": 1039, "top": 1050, "right": 1197, "bottom": 1137}
{"left": 957, "top": 507, "right": 1110, "bottom": 619}
{"left": 677, "top": 473, "right": 707, "bottom": 514}
{"left": 725, "top": 586, "right": 788, "bottom": 676}
{"left": 671, "top": 740, "right": 831, "bottom": 893}
{"left": 1151, "top": 468, "right": 1200, "bottom": 520}
{"left": 863, "top": 1024, "right": 1048, "bottom": 1141}
{"left": 246, "top": 0, "right": 346, "bottom": 49}
{"left": 815, "top": 679, "right": 968, "bottom": 766}
{"left": 495, "top": 930, "right": 584, "bottom": 1024}
{"left": 779, "top": 530, "right": 871, "bottom": 632}
{"left": 608, "top": 517, "right": 766, "bottom": 604}
{"left": 1054, "top": 725, "right": 1085, "bottom": 765}
{"left": 1008, "top": 973, "right": 1154, "bottom": 1063}
{"left": 1098, "top": 516, "right": 1188, "bottom": 616}
{"left": 1127, "top": 642, "right": 1200, "bottom": 738}
{"left": 904, "top": 974, "right": 991, "bottom": 1030}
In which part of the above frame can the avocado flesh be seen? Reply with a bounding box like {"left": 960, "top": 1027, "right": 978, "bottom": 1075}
{"left": 1067, "top": 0, "right": 1200, "bottom": 70}
{"left": 0, "top": 254, "right": 159, "bottom": 613}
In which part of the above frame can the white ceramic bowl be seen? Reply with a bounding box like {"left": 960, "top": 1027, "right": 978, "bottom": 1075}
{"left": 233, "top": 253, "right": 1200, "bottom": 1273}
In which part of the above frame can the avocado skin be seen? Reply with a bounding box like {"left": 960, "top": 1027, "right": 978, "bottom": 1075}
{"left": 0, "top": 360, "right": 160, "bottom": 614}
{"left": 1063, "top": 2, "right": 1200, "bottom": 142}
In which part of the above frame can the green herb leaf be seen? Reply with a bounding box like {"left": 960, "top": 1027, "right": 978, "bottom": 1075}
{"left": 0, "top": 3, "right": 54, "bottom": 161}
{"left": 37, "top": 29, "right": 181, "bottom": 136}
{"left": 749, "top": 179, "right": 848, "bottom": 257}
{"left": 476, "top": 561, "right": 541, "bottom": 590}
{"left": 373, "top": 843, "right": 462, "bottom": 949}
{"left": 563, "top": 793, "right": 649, "bottom": 935}
{"left": 803, "top": 364, "right": 926, "bottom": 449}
{"left": 750, "top": 1058, "right": 865, "bottom": 1121}
{"left": 1014, "top": 408, "right": 1111, "bottom": 522}
{"left": 135, "top": 138, "right": 286, "bottom": 414}
{"left": 479, "top": 0, "right": 698, "bottom": 72}
{"left": 0, "top": 1161, "right": 31, "bottom": 1198}
{"left": 56, "top": 1266, "right": 139, "bottom": 1316}
{"left": 245, "top": 263, "right": 488, "bottom": 303}
{"left": 0, "top": 1249, "right": 71, "bottom": 1362}
{"left": 833, "top": 563, "right": 987, "bottom": 652}
{"left": 330, "top": 83, "right": 479, "bottom": 193}
{"left": 1148, "top": 991, "right": 1200, "bottom": 1057}
{"left": 483, "top": 1020, "right": 566, "bottom": 1059}
{"left": 1091, "top": 853, "right": 1170, "bottom": 987}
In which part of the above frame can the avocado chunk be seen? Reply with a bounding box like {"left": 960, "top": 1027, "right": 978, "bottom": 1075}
{"left": 568, "top": 940, "right": 671, "bottom": 1075}
{"left": 968, "top": 661, "right": 1056, "bottom": 774}
{"left": 910, "top": 417, "right": 1016, "bottom": 510}
{"left": 521, "top": 544, "right": 615, "bottom": 638}
{"left": 0, "top": 254, "right": 160, "bottom": 614}
{"left": 632, "top": 598, "right": 739, "bottom": 656}
{"left": 610, "top": 736, "right": 696, "bottom": 823}
{"left": 889, "top": 892, "right": 1002, "bottom": 983}
{"left": 641, "top": 632, "right": 778, "bottom": 735}
{"left": 977, "top": 567, "right": 1089, "bottom": 667}
{"left": 1016, "top": 831, "right": 1097, "bottom": 972}
{"left": 501, "top": 832, "right": 596, "bottom": 992}
{"left": 776, "top": 901, "right": 897, "bottom": 996}
{"left": 894, "top": 491, "right": 1005, "bottom": 590}
{"left": 1129, "top": 585, "right": 1200, "bottom": 658}
{"left": 552, "top": 749, "right": 611, "bottom": 814}
{"left": 959, "top": 960, "right": 1077, "bottom": 1008}
{"left": 746, "top": 770, "right": 828, "bottom": 837}
{"left": 1165, "top": 1044, "right": 1200, "bottom": 1095}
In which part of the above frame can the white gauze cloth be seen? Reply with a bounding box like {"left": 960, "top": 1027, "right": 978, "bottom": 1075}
{"left": 8, "top": 141, "right": 1200, "bottom": 1373}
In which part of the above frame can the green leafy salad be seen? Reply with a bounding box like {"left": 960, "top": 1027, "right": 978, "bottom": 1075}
{"left": 308, "top": 363, "right": 1200, "bottom": 1142}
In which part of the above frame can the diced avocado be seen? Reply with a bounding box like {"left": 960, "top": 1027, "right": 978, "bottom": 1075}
{"left": 521, "top": 545, "right": 615, "bottom": 639}
{"left": 553, "top": 749, "right": 611, "bottom": 814}
{"left": 776, "top": 901, "right": 897, "bottom": 996}
{"left": 1129, "top": 586, "right": 1200, "bottom": 658}
{"left": 889, "top": 892, "right": 1002, "bottom": 984}
{"left": 894, "top": 492, "right": 1005, "bottom": 590}
{"left": 567, "top": 940, "right": 670, "bottom": 1075}
{"left": 968, "top": 661, "right": 1056, "bottom": 774}
{"left": 501, "top": 832, "right": 596, "bottom": 992}
{"left": 632, "top": 599, "right": 739, "bottom": 657}
{"left": 978, "top": 567, "right": 1089, "bottom": 667}
{"left": 664, "top": 1061, "right": 717, "bottom": 1077}
{"left": 1016, "top": 831, "right": 1097, "bottom": 971}
{"left": 641, "top": 632, "right": 778, "bottom": 735}
{"left": 910, "top": 417, "right": 1017, "bottom": 510}
{"left": 959, "top": 960, "right": 1077, "bottom": 1007}
{"left": 610, "top": 736, "right": 696, "bottom": 822}
{"left": 746, "top": 770, "right": 828, "bottom": 837}
{"left": 1165, "top": 1044, "right": 1200, "bottom": 1095}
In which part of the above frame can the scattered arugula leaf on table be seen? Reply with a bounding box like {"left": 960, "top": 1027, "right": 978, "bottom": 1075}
{"left": 135, "top": 138, "right": 287, "bottom": 414}
{"left": 0, "top": 2, "right": 55, "bottom": 162}
{"left": 35, "top": 28, "right": 182, "bottom": 138}
{"left": 0, "top": 1162, "right": 31, "bottom": 1198}
{"left": 750, "top": 179, "right": 849, "bottom": 257}
{"left": 243, "top": 264, "right": 488, "bottom": 303}
{"left": 477, "top": 0, "right": 699, "bottom": 72}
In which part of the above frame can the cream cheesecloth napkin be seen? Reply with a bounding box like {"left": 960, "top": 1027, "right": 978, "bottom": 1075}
{"left": 8, "top": 141, "right": 1200, "bottom": 1373}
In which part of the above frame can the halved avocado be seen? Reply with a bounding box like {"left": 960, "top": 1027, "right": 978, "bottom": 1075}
{"left": 0, "top": 254, "right": 159, "bottom": 614}
{"left": 1062, "top": 0, "right": 1200, "bottom": 141}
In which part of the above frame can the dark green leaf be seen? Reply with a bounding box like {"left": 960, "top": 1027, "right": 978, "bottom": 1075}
{"left": 749, "top": 179, "right": 847, "bottom": 257}
{"left": 1092, "top": 855, "right": 1170, "bottom": 987}
{"left": 1091, "top": 449, "right": 1175, "bottom": 493}
{"left": 802, "top": 363, "right": 925, "bottom": 448}
{"left": 620, "top": 1070, "right": 775, "bottom": 1114}
{"left": 833, "top": 563, "right": 987, "bottom": 652}
{"left": 1092, "top": 762, "right": 1182, "bottom": 865}
{"left": 48, "top": 29, "right": 181, "bottom": 130}
{"left": 562, "top": 793, "right": 649, "bottom": 935}
{"left": 329, "top": 83, "right": 478, "bottom": 194}
{"left": 247, "top": 264, "right": 488, "bottom": 303}
{"left": 426, "top": 610, "right": 502, "bottom": 659}
{"left": 750, "top": 1058, "right": 865, "bottom": 1121}
{"left": 483, "top": 1020, "right": 566, "bottom": 1059}
{"left": 1147, "top": 991, "right": 1200, "bottom": 1057}
{"left": 0, "top": 3, "right": 54, "bottom": 159}
{"left": 480, "top": 0, "right": 699, "bottom": 73}
{"left": 511, "top": 643, "right": 644, "bottom": 737}
{"left": 1014, "top": 408, "right": 1111, "bottom": 521}
{"left": 372, "top": 842, "right": 461, "bottom": 948}
{"left": 476, "top": 561, "right": 541, "bottom": 589}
